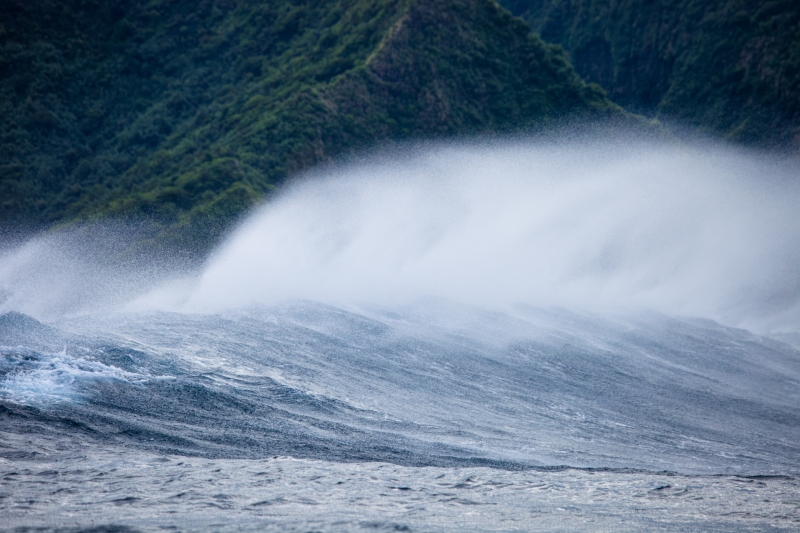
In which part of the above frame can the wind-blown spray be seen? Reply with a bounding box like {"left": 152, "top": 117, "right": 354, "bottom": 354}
{"left": 180, "top": 139, "right": 800, "bottom": 332}
{"left": 1, "top": 138, "right": 799, "bottom": 331}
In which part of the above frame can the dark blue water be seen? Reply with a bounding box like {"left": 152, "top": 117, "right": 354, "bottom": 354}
{"left": 2, "top": 301, "right": 799, "bottom": 531}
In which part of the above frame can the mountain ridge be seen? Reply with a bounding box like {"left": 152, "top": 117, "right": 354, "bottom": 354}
{"left": 500, "top": 0, "right": 800, "bottom": 147}
{"left": 0, "top": 0, "right": 626, "bottom": 250}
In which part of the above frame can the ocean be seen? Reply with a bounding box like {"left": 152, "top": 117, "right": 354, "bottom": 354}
{"left": 2, "top": 139, "right": 799, "bottom": 531}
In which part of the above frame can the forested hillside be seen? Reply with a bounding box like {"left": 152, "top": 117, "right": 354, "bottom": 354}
{"left": 0, "top": 0, "right": 623, "bottom": 248}
{"left": 500, "top": 0, "right": 800, "bottom": 147}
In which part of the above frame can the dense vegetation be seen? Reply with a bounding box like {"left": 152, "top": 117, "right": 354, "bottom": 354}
{"left": 500, "top": 0, "right": 800, "bottom": 147}
{"left": 0, "top": 0, "right": 623, "bottom": 248}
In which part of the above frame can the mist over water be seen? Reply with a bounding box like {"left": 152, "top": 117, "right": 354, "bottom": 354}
{"left": 0, "top": 223, "right": 189, "bottom": 321}
{"left": 171, "top": 139, "right": 798, "bottom": 332}
{"left": 0, "top": 137, "right": 799, "bottom": 331}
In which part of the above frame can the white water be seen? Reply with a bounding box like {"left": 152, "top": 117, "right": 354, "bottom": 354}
{"left": 2, "top": 138, "right": 800, "bottom": 332}
{"left": 0, "top": 345, "right": 146, "bottom": 404}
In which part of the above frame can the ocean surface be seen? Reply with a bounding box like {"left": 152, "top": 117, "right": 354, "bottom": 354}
{"left": 3, "top": 140, "right": 800, "bottom": 531}
{"left": 2, "top": 301, "right": 799, "bottom": 531}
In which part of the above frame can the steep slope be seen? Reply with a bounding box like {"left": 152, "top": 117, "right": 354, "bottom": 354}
{"left": 0, "top": 0, "right": 623, "bottom": 248}
{"left": 501, "top": 0, "right": 800, "bottom": 147}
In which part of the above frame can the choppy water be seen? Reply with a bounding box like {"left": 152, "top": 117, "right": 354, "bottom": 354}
{"left": 2, "top": 139, "right": 800, "bottom": 531}
{"left": 2, "top": 301, "right": 799, "bottom": 531}
{"left": 4, "top": 451, "right": 799, "bottom": 533}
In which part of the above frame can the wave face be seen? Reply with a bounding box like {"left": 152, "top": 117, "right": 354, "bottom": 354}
{"left": 2, "top": 302, "right": 799, "bottom": 473}
{"left": 2, "top": 138, "right": 800, "bottom": 531}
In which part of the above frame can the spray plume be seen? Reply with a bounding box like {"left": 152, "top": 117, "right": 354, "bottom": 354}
{"left": 2, "top": 137, "right": 799, "bottom": 332}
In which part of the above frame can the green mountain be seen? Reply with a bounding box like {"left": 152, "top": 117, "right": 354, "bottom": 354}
{"left": 0, "top": 0, "right": 623, "bottom": 248}
{"left": 500, "top": 0, "right": 800, "bottom": 147}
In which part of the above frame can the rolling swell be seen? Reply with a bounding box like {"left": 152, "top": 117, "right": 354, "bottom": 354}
{"left": 2, "top": 300, "right": 798, "bottom": 475}
{"left": 0, "top": 307, "right": 525, "bottom": 468}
